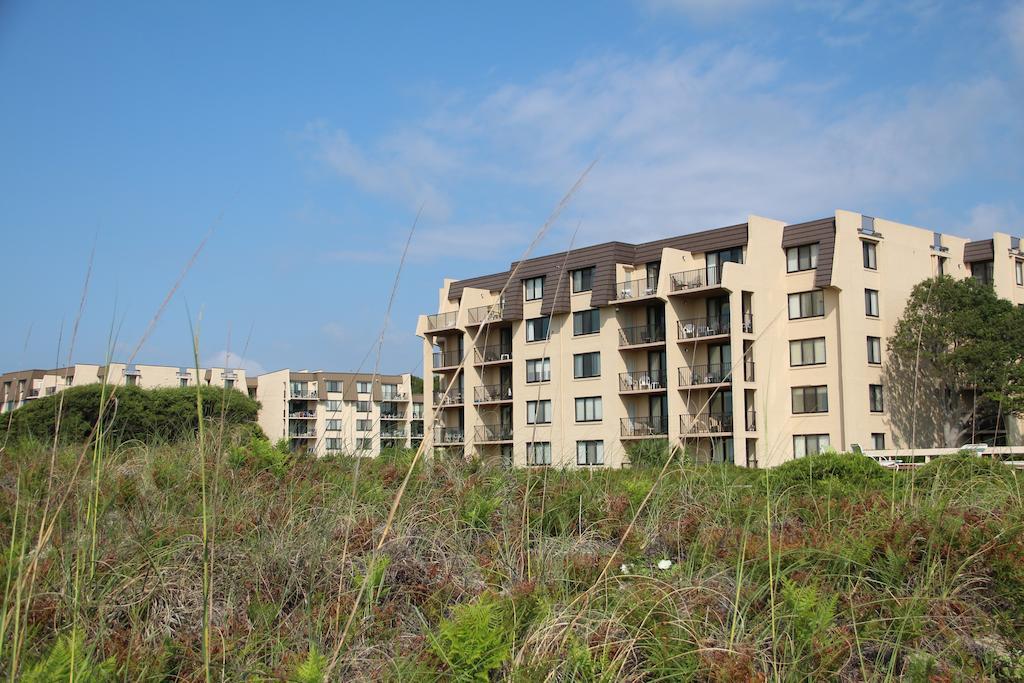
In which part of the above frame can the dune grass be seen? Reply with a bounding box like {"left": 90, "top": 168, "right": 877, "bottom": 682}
{"left": 1, "top": 432, "right": 1023, "bottom": 681}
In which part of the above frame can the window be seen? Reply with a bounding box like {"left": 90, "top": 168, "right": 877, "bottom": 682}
{"left": 526, "top": 358, "right": 550, "bottom": 383}
{"left": 224, "top": 379, "right": 235, "bottom": 389}
{"left": 1017, "top": 261, "right": 1023, "bottom": 286}
{"left": 869, "top": 384, "right": 884, "bottom": 412}
{"left": 971, "top": 261, "right": 994, "bottom": 286}
{"left": 325, "top": 438, "right": 343, "bottom": 451}
{"left": 937, "top": 256, "right": 947, "bottom": 276}
{"left": 524, "top": 276, "right": 544, "bottom": 301}
{"left": 794, "top": 434, "right": 830, "bottom": 458}
{"left": 327, "top": 419, "right": 342, "bottom": 431}
{"left": 526, "top": 400, "right": 552, "bottom": 425}
{"left": 573, "top": 309, "right": 600, "bottom": 336}
{"left": 786, "top": 244, "right": 818, "bottom": 273}
{"left": 573, "top": 352, "right": 601, "bottom": 378}
{"left": 864, "top": 289, "right": 879, "bottom": 317}
{"left": 525, "top": 316, "right": 550, "bottom": 342}
{"left": 356, "top": 381, "right": 371, "bottom": 393}
{"left": 357, "top": 438, "right": 372, "bottom": 450}
{"left": 862, "top": 241, "right": 877, "bottom": 269}
{"left": 527, "top": 442, "right": 552, "bottom": 466}
{"left": 179, "top": 378, "right": 188, "bottom": 388}
{"left": 326, "top": 400, "right": 342, "bottom": 411}
{"left": 789, "top": 337, "right": 826, "bottom": 366}
{"left": 575, "top": 396, "right": 603, "bottom": 422}
{"left": 867, "top": 336, "right": 882, "bottom": 365}
{"left": 788, "top": 290, "right": 825, "bottom": 319}
{"left": 577, "top": 440, "right": 604, "bottom": 466}
{"left": 126, "top": 375, "right": 138, "bottom": 387}
{"left": 572, "top": 266, "right": 595, "bottom": 293}
{"left": 357, "top": 400, "right": 371, "bottom": 412}
{"left": 871, "top": 433, "right": 886, "bottom": 449}
{"left": 326, "top": 380, "right": 343, "bottom": 393}
{"left": 791, "top": 386, "right": 828, "bottom": 414}
{"left": 357, "top": 419, "right": 373, "bottom": 431}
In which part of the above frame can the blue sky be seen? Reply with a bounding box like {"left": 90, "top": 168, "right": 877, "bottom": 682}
{"left": 1, "top": 0, "right": 1022, "bottom": 377}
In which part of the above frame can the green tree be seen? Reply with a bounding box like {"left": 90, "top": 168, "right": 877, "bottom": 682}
{"left": 885, "top": 276, "right": 1024, "bottom": 447}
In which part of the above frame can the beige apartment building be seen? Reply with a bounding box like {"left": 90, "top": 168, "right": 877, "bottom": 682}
{"left": 0, "top": 362, "right": 247, "bottom": 413}
{"left": 417, "top": 210, "right": 1024, "bottom": 469}
{"left": 252, "top": 369, "right": 424, "bottom": 456}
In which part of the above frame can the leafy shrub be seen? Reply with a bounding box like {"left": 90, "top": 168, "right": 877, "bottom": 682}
{"left": 22, "top": 630, "right": 117, "bottom": 682}
{"left": 769, "top": 452, "right": 889, "bottom": 492}
{"left": 460, "top": 489, "right": 501, "bottom": 531}
{"left": 289, "top": 646, "right": 327, "bottom": 683}
{"left": 913, "top": 453, "right": 1016, "bottom": 488}
{"left": 625, "top": 439, "right": 673, "bottom": 468}
{"left": 430, "top": 596, "right": 511, "bottom": 682}
{"left": 0, "top": 383, "right": 260, "bottom": 444}
{"left": 782, "top": 579, "right": 836, "bottom": 644}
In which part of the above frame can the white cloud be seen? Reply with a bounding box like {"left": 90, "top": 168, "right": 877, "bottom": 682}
{"left": 203, "top": 350, "right": 265, "bottom": 375}
{"left": 959, "top": 202, "right": 1023, "bottom": 236}
{"left": 643, "top": 0, "right": 775, "bottom": 21}
{"left": 303, "top": 122, "right": 453, "bottom": 220}
{"left": 321, "top": 322, "right": 348, "bottom": 342}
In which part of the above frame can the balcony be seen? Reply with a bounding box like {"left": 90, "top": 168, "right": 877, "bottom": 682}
{"left": 668, "top": 266, "right": 726, "bottom": 295}
{"left": 382, "top": 391, "right": 409, "bottom": 402}
{"left": 289, "top": 429, "right": 317, "bottom": 439}
{"left": 466, "top": 303, "right": 504, "bottom": 326}
{"left": 475, "top": 423, "right": 513, "bottom": 443}
{"left": 381, "top": 411, "right": 406, "bottom": 420}
{"left": 426, "top": 311, "right": 459, "bottom": 332}
{"left": 433, "top": 390, "right": 464, "bottom": 407}
{"left": 381, "top": 428, "right": 407, "bottom": 439}
{"left": 680, "top": 413, "right": 733, "bottom": 435}
{"left": 436, "top": 427, "right": 465, "bottom": 445}
{"left": 677, "top": 316, "right": 730, "bottom": 341}
{"left": 289, "top": 389, "right": 319, "bottom": 400}
{"left": 619, "top": 324, "right": 666, "bottom": 348}
{"left": 474, "top": 383, "right": 513, "bottom": 404}
{"left": 612, "top": 278, "right": 660, "bottom": 303}
{"left": 473, "top": 344, "right": 513, "bottom": 365}
{"left": 678, "top": 364, "right": 732, "bottom": 387}
{"left": 619, "top": 371, "right": 667, "bottom": 393}
{"left": 288, "top": 410, "right": 317, "bottom": 419}
{"left": 620, "top": 415, "right": 669, "bottom": 438}
{"left": 432, "top": 350, "right": 463, "bottom": 370}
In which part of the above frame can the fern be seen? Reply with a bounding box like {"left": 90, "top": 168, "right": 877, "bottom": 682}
{"left": 21, "top": 630, "right": 116, "bottom": 682}
{"left": 290, "top": 645, "right": 327, "bottom": 683}
{"left": 430, "top": 598, "right": 510, "bottom": 682}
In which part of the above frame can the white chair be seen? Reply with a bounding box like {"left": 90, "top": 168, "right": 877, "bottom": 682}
{"left": 681, "top": 323, "right": 695, "bottom": 339}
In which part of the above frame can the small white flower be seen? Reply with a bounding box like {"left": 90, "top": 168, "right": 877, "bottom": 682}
{"left": 620, "top": 563, "right": 631, "bottom": 574}
{"left": 657, "top": 559, "right": 672, "bottom": 570}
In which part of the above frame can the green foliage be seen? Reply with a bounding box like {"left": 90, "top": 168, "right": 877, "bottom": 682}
{"left": 769, "top": 452, "right": 889, "bottom": 492}
{"left": 289, "top": 645, "right": 327, "bottom": 683}
{"left": 914, "top": 452, "right": 1017, "bottom": 488}
{"left": 431, "top": 597, "right": 511, "bottom": 682}
{"left": 460, "top": 489, "right": 501, "bottom": 531}
{"left": 21, "top": 630, "right": 117, "bottom": 682}
{"left": 0, "top": 383, "right": 260, "bottom": 444}
{"left": 886, "top": 275, "right": 1024, "bottom": 446}
{"left": 625, "top": 438, "right": 672, "bottom": 468}
{"left": 230, "top": 436, "right": 292, "bottom": 476}
{"left": 410, "top": 375, "right": 424, "bottom": 395}
{"left": 781, "top": 579, "right": 836, "bottom": 644}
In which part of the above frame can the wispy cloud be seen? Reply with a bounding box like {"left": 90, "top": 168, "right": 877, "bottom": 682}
{"left": 203, "top": 350, "right": 265, "bottom": 375}
{"left": 1006, "top": 1, "right": 1024, "bottom": 67}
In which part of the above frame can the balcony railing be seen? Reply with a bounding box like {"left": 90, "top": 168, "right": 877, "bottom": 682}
{"left": 381, "top": 411, "right": 406, "bottom": 420}
{"left": 678, "top": 364, "right": 732, "bottom": 386}
{"left": 436, "top": 427, "right": 465, "bottom": 444}
{"left": 741, "top": 313, "right": 753, "bottom": 333}
{"left": 614, "top": 278, "right": 659, "bottom": 300}
{"left": 426, "top": 311, "right": 459, "bottom": 331}
{"left": 466, "top": 303, "right": 504, "bottom": 326}
{"left": 381, "top": 428, "right": 407, "bottom": 438}
{"left": 619, "top": 324, "right": 666, "bottom": 347}
{"left": 680, "top": 413, "right": 733, "bottom": 434}
{"left": 475, "top": 423, "right": 513, "bottom": 442}
{"left": 433, "top": 350, "right": 463, "bottom": 369}
{"left": 670, "top": 265, "right": 723, "bottom": 291}
{"left": 289, "top": 389, "right": 319, "bottom": 400}
{"left": 619, "top": 371, "right": 667, "bottom": 392}
{"left": 433, "top": 390, "right": 464, "bottom": 406}
{"left": 474, "top": 344, "right": 513, "bottom": 364}
{"left": 382, "top": 391, "right": 409, "bottom": 401}
{"left": 288, "top": 410, "right": 317, "bottom": 419}
{"left": 677, "top": 316, "right": 730, "bottom": 340}
{"left": 620, "top": 415, "right": 669, "bottom": 437}
{"left": 474, "top": 384, "right": 513, "bottom": 403}
{"left": 288, "top": 429, "right": 317, "bottom": 439}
